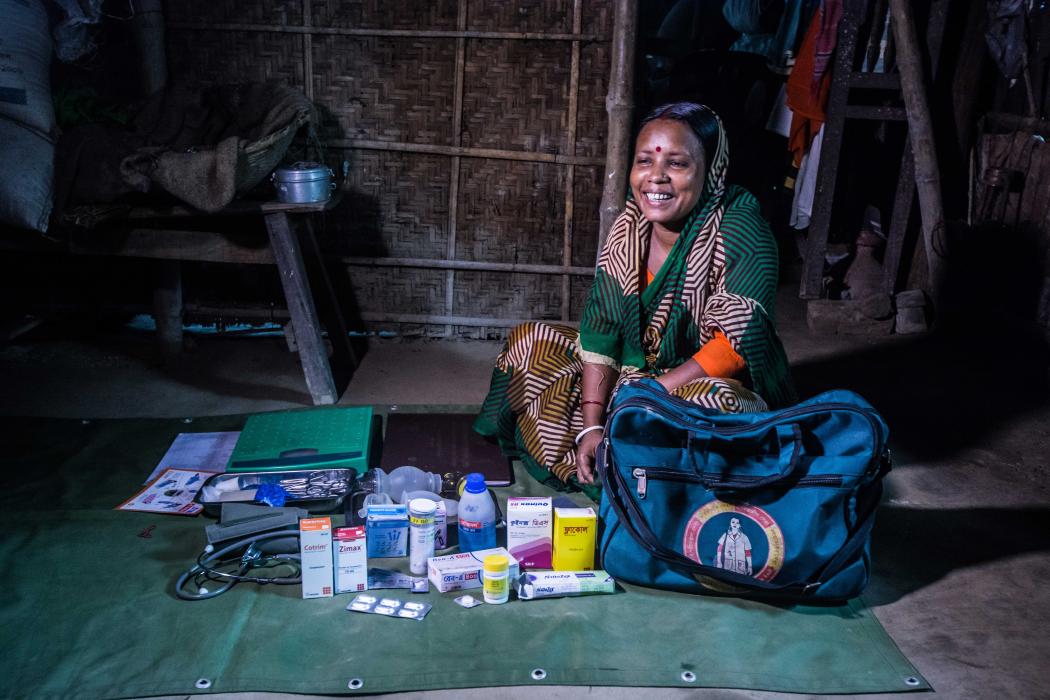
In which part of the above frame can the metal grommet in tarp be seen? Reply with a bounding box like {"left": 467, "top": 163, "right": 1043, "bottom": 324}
{"left": 905, "top": 676, "right": 921, "bottom": 687}
{"left": 194, "top": 678, "right": 212, "bottom": 689}
{"left": 531, "top": 668, "right": 547, "bottom": 681}
{"left": 348, "top": 678, "right": 364, "bottom": 690}
{"left": 681, "top": 671, "right": 697, "bottom": 683}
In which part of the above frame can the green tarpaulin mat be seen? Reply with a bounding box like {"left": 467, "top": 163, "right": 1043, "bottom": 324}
{"left": 0, "top": 412, "right": 930, "bottom": 698}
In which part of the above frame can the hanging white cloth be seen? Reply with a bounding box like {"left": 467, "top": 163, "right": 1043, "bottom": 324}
{"left": 790, "top": 123, "right": 824, "bottom": 229}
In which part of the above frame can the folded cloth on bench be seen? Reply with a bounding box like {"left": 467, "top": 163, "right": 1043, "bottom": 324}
{"left": 55, "top": 83, "right": 312, "bottom": 215}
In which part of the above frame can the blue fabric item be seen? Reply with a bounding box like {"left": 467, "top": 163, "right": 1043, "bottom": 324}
{"left": 597, "top": 378, "right": 890, "bottom": 601}
{"left": 254, "top": 483, "right": 288, "bottom": 507}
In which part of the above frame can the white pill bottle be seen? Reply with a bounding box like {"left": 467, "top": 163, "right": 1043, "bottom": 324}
{"left": 408, "top": 498, "right": 437, "bottom": 575}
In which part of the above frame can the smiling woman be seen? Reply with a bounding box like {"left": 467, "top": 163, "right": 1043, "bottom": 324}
{"left": 474, "top": 103, "right": 795, "bottom": 498}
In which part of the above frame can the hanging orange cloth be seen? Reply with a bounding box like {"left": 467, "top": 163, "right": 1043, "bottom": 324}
{"left": 786, "top": 10, "right": 831, "bottom": 168}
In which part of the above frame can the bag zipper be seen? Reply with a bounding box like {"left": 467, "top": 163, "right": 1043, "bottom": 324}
{"left": 631, "top": 466, "right": 843, "bottom": 499}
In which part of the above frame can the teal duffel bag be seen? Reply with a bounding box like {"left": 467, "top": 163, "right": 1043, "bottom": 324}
{"left": 597, "top": 379, "right": 891, "bottom": 601}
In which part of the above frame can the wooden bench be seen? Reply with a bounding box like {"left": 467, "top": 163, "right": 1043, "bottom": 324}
{"left": 4, "top": 194, "right": 357, "bottom": 406}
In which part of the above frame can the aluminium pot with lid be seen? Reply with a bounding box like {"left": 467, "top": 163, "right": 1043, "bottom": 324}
{"left": 271, "top": 161, "right": 336, "bottom": 203}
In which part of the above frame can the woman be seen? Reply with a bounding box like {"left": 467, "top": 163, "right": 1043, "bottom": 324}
{"left": 474, "top": 102, "right": 794, "bottom": 499}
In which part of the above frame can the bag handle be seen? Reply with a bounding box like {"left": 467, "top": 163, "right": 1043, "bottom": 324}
{"left": 690, "top": 423, "right": 804, "bottom": 492}
{"left": 599, "top": 438, "right": 883, "bottom": 597}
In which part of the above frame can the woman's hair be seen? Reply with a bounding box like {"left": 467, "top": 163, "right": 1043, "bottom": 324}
{"left": 638, "top": 102, "right": 720, "bottom": 163}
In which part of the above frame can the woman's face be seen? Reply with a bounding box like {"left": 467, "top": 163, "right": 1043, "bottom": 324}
{"left": 629, "top": 119, "right": 706, "bottom": 232}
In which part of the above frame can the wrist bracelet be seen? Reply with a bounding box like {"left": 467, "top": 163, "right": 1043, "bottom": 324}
{"left": 575, "top": 424, "right": 605, "bottom": 446}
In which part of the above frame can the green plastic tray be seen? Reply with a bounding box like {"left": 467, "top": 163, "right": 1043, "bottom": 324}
{"left": 226, "top": 406, "right": 373, "bottom": 474}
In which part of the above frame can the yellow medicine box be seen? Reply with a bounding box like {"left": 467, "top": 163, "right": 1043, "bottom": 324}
{"left": 552, "top": 506, "right": 596, "bottom": 571}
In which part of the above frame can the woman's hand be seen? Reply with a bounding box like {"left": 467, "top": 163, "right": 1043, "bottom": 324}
{"left": 656, "top": 357, "right": 708, "bottom": 394}
{"left": 575, "top": 428, "right": 605, "bottom": 485}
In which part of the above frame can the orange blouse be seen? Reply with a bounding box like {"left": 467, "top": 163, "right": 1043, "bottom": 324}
{"left": 645, "top": 269, "right": 746, "bottom": 378}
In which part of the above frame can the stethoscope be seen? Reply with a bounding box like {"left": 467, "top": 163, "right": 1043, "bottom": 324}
{"left": 174, "top": 529, "right": 302, "bottom": 601}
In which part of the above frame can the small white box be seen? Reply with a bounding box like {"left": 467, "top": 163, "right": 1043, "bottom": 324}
{"left": 299, "top": 517, "right": 334, "bottom": 599}
{"left": 427, "top": 547, "right": 520, "bottom": 593}
{"left": 334, "top": 526, "right": 368, "bottom": 594}
{"left": 507, "top": 497, "right": 552, "bottom": 569}
{"left": 366, "top": 504, "right": 408, "bottom": 557}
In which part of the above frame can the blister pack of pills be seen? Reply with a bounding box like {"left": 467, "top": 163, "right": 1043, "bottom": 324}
{"left": 453, "top": 594, "right": 483, "bottom": 609}
{"left": 346, "top": 594, "right": 433, "bottom": 621}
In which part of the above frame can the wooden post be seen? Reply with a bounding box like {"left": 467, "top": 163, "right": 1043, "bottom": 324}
{"left": 597, "top": 0, "right": 637, "bottom": 259}
{"left": 130, "top": 0, "right": 167, "bottom": 97}
{"left": 889, "top": 0, "right": 948, "bottom": 304}
{"left": 265, "top": 211, "right": 338, "bottom": 405}
{"left": 152, "top": 259, "right": 182, "bottom": 358}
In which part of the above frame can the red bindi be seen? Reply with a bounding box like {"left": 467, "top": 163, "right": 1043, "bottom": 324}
{"left": 655, "top": 146, "right": 661, "bottom": 152}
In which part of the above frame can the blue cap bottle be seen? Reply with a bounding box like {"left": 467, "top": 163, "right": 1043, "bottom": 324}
{"left": 458, "top": 472, "right": 496, "bottom": 552}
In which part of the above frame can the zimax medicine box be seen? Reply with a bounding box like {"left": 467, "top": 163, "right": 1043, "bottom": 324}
{"left": 334, "top": 526, "right": 367, "bottom": 594}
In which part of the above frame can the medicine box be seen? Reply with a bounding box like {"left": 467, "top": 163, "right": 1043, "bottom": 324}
{"left": 299, "top": 517, "right": 334, "bottom": 599}
{"left": 507, "top": 497, "right": 552, "bottom": 569}
{"left": 366, "top": 504, "right": 408, "bottom": 557}
{"left": 334, "top": 526, "right": 368, "bottom": 594}
{"left": 552, "top": 506, "right": 596, "bottom": 571}
{"left": 428, "top": 547, "right": 520, "bottom": 593}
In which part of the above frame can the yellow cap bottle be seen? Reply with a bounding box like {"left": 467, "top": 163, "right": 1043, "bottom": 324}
{"left": 482, "top": 554, "right": 510, "bottom": 604}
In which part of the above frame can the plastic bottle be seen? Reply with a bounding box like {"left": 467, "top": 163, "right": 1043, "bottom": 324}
{"left": 482, "top": 554, "right": 510, "bottom": 604}
{"left": 457, "top": 473, "right": 496, "bottom": 552}
{"left": 408, "top": 498, "right": 437, "bottom": 575}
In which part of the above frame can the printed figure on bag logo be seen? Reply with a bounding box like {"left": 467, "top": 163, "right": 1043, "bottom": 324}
{"left": 716, "top": 517, "right": 753, "bottom": 575}
{"left": 683, "top": 501, "right": 784, "bottom": 583}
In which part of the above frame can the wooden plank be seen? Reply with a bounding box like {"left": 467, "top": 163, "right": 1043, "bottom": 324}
{"left": 264, "top": 211, "right": 338, "bottom": 405}
{"left": 166, "top": 22, "right": 608, "bottom": 42}
{"left": 360, "top": 312, "right": 577, "bottom": 328}
{"left": 848, "top": 72, "right": 900, "bottom": 90}
{"left": 126, "top": 191, "right": 343, "bottom": 220}
{"left": 298, "top": 216, "right": 357, "bottom": 384}
{"left": 71, "top": 228, "right": 276, "bottom": 264}
{"left": 844, "top": 105, "right": 907, "bottom": 120}
{"left": 330, "top": 139, "right": 604, "bottom": 166}
{"left": 345, "top": 257, "right": 595, "bottom": 276}
{"left": 881, "top": 135, "right": 917, "bottom": 295}
{"left": 800, "top": 0, "right": 864, "bottom": 298}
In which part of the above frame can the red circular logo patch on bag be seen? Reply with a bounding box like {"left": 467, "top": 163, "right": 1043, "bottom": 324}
{"left": 683, "top": 501, "right": 785, "bottom": 584}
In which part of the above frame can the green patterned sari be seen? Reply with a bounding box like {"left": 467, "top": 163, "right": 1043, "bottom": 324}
{"left": 475, "top": 113, "right": 794, "bottom": 498}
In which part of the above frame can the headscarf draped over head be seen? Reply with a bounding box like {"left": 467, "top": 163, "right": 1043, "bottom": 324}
{"left": 579, "top": 103, "right": 794, "bottom": 408}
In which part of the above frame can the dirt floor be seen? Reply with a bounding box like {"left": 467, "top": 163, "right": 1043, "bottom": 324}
{"left": 2, "top": 284, "right": 1048, "bottom": 699}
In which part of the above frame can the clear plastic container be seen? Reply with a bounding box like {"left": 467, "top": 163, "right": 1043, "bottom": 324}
{"left": 366, "top": 466, "right": 442, "bottom": 499}
{"left": 457, "top": 473, "right": 496, "bottom": 552}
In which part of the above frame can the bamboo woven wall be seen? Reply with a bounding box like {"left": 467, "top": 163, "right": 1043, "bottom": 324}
{"left": 165, "top": 0, "right": 614, "bottom": 338}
